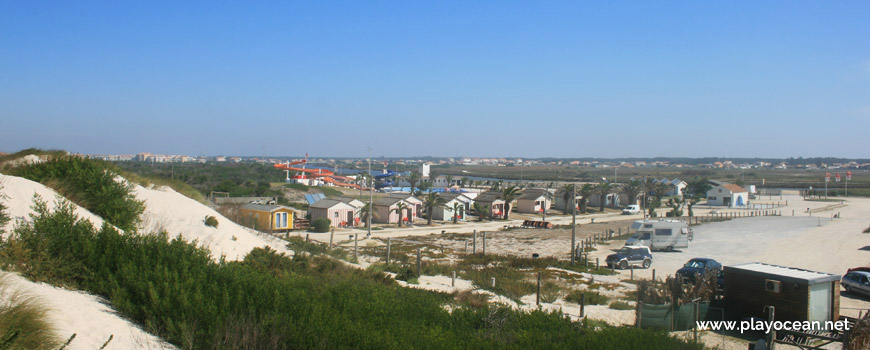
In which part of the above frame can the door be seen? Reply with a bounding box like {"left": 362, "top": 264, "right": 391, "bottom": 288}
{"left": 723, "top": 197, "right": 732, "bottom": 207}
{"left": 347, "top": 211, "right": 354, "bottom": 227}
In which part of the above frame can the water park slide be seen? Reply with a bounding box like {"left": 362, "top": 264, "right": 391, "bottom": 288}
{"left": 374, "top": 169, "right": 395, "bottom": 189}
{"left": 273, "top": 160, "right": 363, "bottom": 190}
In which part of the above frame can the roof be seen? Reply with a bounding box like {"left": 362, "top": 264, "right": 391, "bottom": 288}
{"left": 722, "top": 184, "right": 747, "bottom": 193}
{"left": 519, "top": 189, "right": 552, "bottom": 200}
{"left": 334, "top": 197, "right": 365, "bottom": 207}
{"left": 437, "top": 192, "right": 462, "bottom": 201}
{"left": 373, "top": 197, "right": 404, "bottom": 207}
{"left": 241, "top": 203, "right": 296, "bottom": 213}
{"left": 304, "top": 193, "right": 327, "bottom": 205}
{"left": 386, "top": 193, "right": 421, "bottom": 203}
{"left": 474, "top": 191, "right": 504, "bottom": 203}
{"left": 725, "top": 262, "right": 840, "bottom": 284}
{"left": 310, "top": 199, "right": 353, "bottom": 209}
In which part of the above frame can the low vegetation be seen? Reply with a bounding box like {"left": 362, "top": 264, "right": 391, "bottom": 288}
{"left": 204, "top": 215, "right": 219, "bottom": 228}
{"left": 6, "top": 156, "right": 144, "bottom": 232}
{"left": 566, "top": 290, "right": 609, "bottom": 305}
{"left": 0, "top": 275, "right": 62, "bottom": 350}
{"left": 0, "top": 199, "right": 703, "bottom": 349}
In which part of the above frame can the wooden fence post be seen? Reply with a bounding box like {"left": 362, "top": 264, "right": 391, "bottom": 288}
{"left": 386, "top": 238, "right": 392, "bottom": 264}
{"left": 416, "top": 248, "right": 421, "bottom": 277}
{"left": 473, "top": 230, "right": 477, "bottom": 254}
{"left": 536, "top": 271, "right": 542, "bottom": 306}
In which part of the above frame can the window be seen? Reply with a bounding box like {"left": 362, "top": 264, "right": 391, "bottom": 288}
{"left": 654, "top": 228, "right": 672, "bottom": 236}
{"left": 334, "top": 212, "right": 339, "bottom": 218}
{"left": 275, "top": 212, "right": 288, "bottom": 228}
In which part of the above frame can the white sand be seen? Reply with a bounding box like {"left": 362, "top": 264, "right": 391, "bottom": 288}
{"left": 0, "top": 174, "right": 108, "bottom": 234}
{"left": 2, "top": 271, "right": 174, "bottom": 350}
{"left": 0, "top": 173, "right": 293, "bottom": 349}
{"left": 132, "top": 183, "right": 291, "bottom": 261}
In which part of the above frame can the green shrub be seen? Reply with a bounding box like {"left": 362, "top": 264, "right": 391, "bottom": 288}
{"left": 204, "top": 215, "right": 219, "bottom": 228}
{"left": 609, "top": 300, "right": 634, "bottom": 310}
{"left": 565, "top": 290, "right": 609, "bottom": 305}
{"left": 8, "top": 156, "right": 144, "bottom": 232}
{"left": 311, "top": 218, "right": 330, "bottom": 232}
{"left": 0, "top": 198, "right": 705, "bottom": 350}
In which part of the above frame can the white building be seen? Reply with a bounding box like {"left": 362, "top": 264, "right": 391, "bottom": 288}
{"left": 420, "top": 163, "right": 431, "bottom": 178}
{"left": 706, "top": 183, "right": 749, "bottom": 207}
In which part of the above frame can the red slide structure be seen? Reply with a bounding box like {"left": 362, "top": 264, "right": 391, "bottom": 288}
{"left": 273, "top": 158, "right": 364, "bottom": 190}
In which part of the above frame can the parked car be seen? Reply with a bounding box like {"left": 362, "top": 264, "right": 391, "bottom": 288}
{"left": 677, "top": 258, "right": 723, "bottom": 284}
{"left": 842, "top": 271, "right": 870, "bottom": 296}
{"left": 622, "top": 205, "right": 641, "bottom": 215}
{"left": 847, "top": 267, "right": 870, "bottom": 274}
{"left": 605, "top": 246, "right": 652, "bottom": 269}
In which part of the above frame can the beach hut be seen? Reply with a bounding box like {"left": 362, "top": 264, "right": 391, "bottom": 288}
{"left": 310, "top": 199, "right": 357, "bottom": 228}
{"left": 516, "top": 189, "right": 552, "bottom": 213}
{"left": 473, "top": 191, "right": 506, "bottom": 219}
{"left": 239, "top": 203, "right": 301, "bottom": 232}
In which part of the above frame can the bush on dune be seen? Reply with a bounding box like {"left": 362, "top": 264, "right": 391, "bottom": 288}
{"left": 0, "top": 198, "right": 704, "bottom": 350}
{"left": 8, "top": 156, "right": 144, "bottom": 232}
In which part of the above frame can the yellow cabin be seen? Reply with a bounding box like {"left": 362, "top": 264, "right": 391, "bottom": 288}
{"left": 239, "top": 203, "right": 301, "bottom": 232}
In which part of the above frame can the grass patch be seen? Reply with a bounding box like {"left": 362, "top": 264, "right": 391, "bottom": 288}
{"left": 609, "top": 300, "right": 634, "bottom": 310}
{"left": 284, "top": 236, "right": 349, "bottom": 260}
{"left": 565, "top": 290, "right": 610, "bottom": 305}
{"left": 0, "top": 274, "right": 62, "bottom": 350}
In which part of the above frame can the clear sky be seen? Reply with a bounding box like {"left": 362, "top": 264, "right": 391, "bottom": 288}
{"left": 2, "top": 1, "right": 869, "bottom": 158}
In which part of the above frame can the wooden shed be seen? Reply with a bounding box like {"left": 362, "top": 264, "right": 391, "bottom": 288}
{"left": 516, "top": 189, "right": 552, "bottom": 213}
{"left": 473, "top": 191, "right": 506, "bottom": 219}
{"left": 373, "top": 197, "right": 415, "bottom": 224}
{"left": 239, "top": 203, "right": 300, "bottom": 232}
{"left": 310, "top": 199, "right": 357, "bottom": 228}
{"left": 724, "top": 262, "right": 840, "bottom": 324}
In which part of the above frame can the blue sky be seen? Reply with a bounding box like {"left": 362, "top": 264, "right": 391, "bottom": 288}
{"left": 2, "top": 1, "right": 869, "bottom": 158}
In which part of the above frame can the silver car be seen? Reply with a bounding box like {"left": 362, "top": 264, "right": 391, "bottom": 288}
{"left": 841, "top": 271, "right": 870, "bottom": 296}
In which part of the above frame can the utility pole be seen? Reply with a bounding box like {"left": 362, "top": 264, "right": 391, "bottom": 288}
{"left": 571, "top": 183, "right": 576, "bottom": 266}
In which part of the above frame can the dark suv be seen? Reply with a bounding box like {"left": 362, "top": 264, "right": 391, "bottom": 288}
{"left": 677, "top": 258, "right": 722, "bottom": 283}
{"left": 606, "top": 246, "right": 652, "bottom": 269}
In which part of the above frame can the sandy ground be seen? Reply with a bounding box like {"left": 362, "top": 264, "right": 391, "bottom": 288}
{"left": 1, "top": 272, "right": 174, "bottom": 350}
{"left": 0, "top": 173, "right": 294, "bottom": 349}
{"left": 132, "top": 182, "right": 292, "bottom": 261}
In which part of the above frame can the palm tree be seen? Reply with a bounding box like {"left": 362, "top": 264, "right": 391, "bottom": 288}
{"left": 621, "top": 179, "right": 642, "bottom": 208}
{"left": 391, "top": 201, "right": 408, "bottom": 227}
{"left": 501, "top": 186, "right": 521, "bottom": 220}
{"left": 560, "top": 184, "right": 576, "bottom": 212}
{"left": 423, "top": 192, "right": 447, "bottom": 225}
{"left": 473, "top": 202, "right": 489, "bottom": 221}
{"left": 577, "top": 184, "right": 595, "bottom": 214}
{"left": 407, "top": 171, "right": 421, "bottom": 194}
{"left": 446, "top": 174, "right": 454, "bottom": 188}
{"left": 359, "top": 202, "right": 372, "bottom": 228}
{"left": 417, "top": 181, "right": 431, "bottom": 195}
{"left": 641, "top": 178, "right": 657, "bottom": 211}
{"left": 460, "top": 177, "right": 469, "bottom": 188}
{"left": 596, "top": 181, "right": 614, "bottom": 212}
{"left": 449, "top": 202, "right": 464, "bottom": 224}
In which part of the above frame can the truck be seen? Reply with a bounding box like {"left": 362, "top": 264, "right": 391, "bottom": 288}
{"left": 624, "top": 219, "right": 692, "bottom": 251}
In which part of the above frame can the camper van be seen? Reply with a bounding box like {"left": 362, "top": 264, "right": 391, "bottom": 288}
{"left": 624, "top": 219, "right": 692, "bottom": 251}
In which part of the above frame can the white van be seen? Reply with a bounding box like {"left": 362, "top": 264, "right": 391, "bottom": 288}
{"left": 622, "top": 205, "right": 641, "bottom": 215}
{"left": 625, "top": 219, "right": 692, "bottom": 251}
